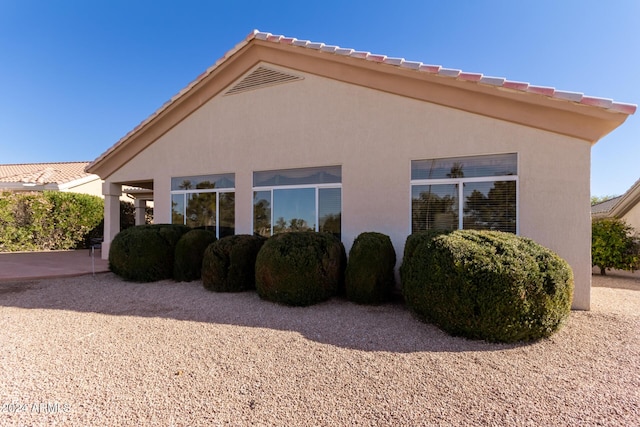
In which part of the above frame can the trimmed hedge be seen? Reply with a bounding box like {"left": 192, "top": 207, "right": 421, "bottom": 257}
{"left": 173, "top": 229, "right": 217, "bottom": 282}
{"left": 109, "top": 224, "right": 191, "bottom": 282}
{"left": 201, "top": 234, "right": 266, "bottom": 292}
{"left": 0, "top": 191, "right": 103, "bottom": 251}
{"left": 400, "top": 230, "right": 574, "bottom": 343}
{"left": 345, "top": 232, "right": 396, "bottom": 304}
{"left": 255, "top": 231, "right": 346, "bottom": 306}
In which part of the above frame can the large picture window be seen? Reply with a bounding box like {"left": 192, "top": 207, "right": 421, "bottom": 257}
{"left": 253, "top": 166, "right": 341, "bottom": 238}
{"left": 171, "top": 173, "right": 235, "bottom": 238}
{"left": 411, "top": 154, "right": 517, "bottom": 233}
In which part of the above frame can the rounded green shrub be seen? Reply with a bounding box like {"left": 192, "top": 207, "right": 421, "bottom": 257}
{"left": 173, "top": 229, "right": 217, "bottom": 282}
{"left": 345, "top": 232, "right": 396, "bottom": 304}
{"left": 400, "top": 230, "right": 574, "bottom": 343}
{"left": 201, "top": 234, "right": 266, "bottom": 292}
{"left": 109, "top": 224, "right": 191, "bottom": 282}
{"left": 255, "top": 231, "right": 346, "bottom": 306}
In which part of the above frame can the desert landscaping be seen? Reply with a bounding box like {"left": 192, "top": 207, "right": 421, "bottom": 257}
{"left": 0, "top": 271, "right": 637, "bottom": 426}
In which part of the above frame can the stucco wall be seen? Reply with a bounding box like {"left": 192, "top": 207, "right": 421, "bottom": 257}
{"left": 622, "top": 202, "right": 640, "bottom": 234}
{"left": 106, "top": 64, "right": 592, "bottom": 309}
{"left": 65, "top": 178, "right": 104, "bottom": 197}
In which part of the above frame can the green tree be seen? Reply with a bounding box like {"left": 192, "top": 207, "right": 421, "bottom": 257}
{"left": 591, "top": 195, "right": 618, "bottom": 206}
{"left": 592, "top": 218, "right": 640, "bottom": 275}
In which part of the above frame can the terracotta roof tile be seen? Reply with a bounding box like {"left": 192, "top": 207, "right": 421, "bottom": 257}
{"left": 88, "top": 29, "right": 637, "bottom": 172}
{"left": 0, "top": 162, "right": 96, "bottom": 185}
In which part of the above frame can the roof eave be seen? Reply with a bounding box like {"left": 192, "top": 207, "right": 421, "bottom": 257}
{"left": 87, "top": 31, "right": 636, "bottom": 179}
{"left": 610, "top": 179, "right": 640, "bottom": 218}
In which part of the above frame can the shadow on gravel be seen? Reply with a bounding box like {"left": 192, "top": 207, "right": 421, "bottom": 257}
{"left": 0, "top": 273, "right": 529, "bottom": 353}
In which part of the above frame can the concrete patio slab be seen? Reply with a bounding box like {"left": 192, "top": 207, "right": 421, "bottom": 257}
{"left": 0, "top": 250, "right": 109, "bottom": 282}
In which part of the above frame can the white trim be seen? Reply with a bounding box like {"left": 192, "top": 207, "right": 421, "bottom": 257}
{"left": 410, "top": 175, "right": 517, "bottom": 186}
{"left": 170, "top": 187, "right": 235, "bottom": 239}
{"left": 58, "top": 174, "right": 101, "bottom": 191}
{"left": 170, "top": 188, "right": 235, "bottom": 195}
{"left": 251, "top": 184, "right": 342, "bottom": 237}
{"left": 252, "top": 183, "right": 342, "bottom": 191}
{"left": 409, "top": 153, "right": 519, "bottom": 234}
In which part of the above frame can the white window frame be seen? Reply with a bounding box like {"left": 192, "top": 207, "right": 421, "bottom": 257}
{"left": 410, "top": 153, "right": 519, "bottom": 234}
{"left": 170, "top": 186, "right": 235, "bottom": 239}
{"left": 252, "top": 183, "right": 342, "bottom": 236}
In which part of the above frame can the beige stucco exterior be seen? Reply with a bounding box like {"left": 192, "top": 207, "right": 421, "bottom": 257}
{"left": 62, "top": 176, "right": 104, "bottom": 197}
{"left": 598, "top": 179, "right": 640, "bottom": 233}
{"left": 621, "top": 203, "right": 640, "bottom": 233}
{"left": 87, "top": 34, "right": 636, "bottom": 311}
{"left": 100, "top": 64, "right": 594, "bottom": 308}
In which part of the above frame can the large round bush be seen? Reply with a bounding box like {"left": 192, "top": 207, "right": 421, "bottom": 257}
{"left": 400, "top": 230, "right": 574, "bottom": 343}
{"left": 109, "top": 224, "right": 191, "bottom": 282}
{"left": 173, "top": 229, "right": 217, "bottom": 282}
{"left": 202, "top": 234, "right": 266, "bottom": 292}
{"left": 345, "top": 232, "right": 396, "bottom": 304}
{"left": 255, "top": 231, "right": 346, "bottom": 306}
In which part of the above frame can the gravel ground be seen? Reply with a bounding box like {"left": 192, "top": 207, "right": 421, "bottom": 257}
{"left": 0, "top": 272, "right": 638, "bottom": 426}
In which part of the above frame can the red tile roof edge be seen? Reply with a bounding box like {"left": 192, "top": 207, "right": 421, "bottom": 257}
{"left": 88, "top": 29, "right": 637, "bottom": 171}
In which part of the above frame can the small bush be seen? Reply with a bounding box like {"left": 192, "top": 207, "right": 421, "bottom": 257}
{"left": 201, "top": 234, "right": 266, "bottom": 292}
{"left": 592, "top": 218, "right": 640, "bottom": 275}
{"left": 109, "top": 224, "right": 191, "bottom": 282}
{"left": 400, "top": 230, "right": 574, "bottom": 343}
{"left": 345, "top": 232, "right": 396, "bottom": 304}
{"left": 255, "top": 231, "right": 346, "bottom": 306}
{"left": 173, "top": 229, "right": 217, "bottom": 282}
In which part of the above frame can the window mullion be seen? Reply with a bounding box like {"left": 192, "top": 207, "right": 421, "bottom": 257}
{"left": 270, "top": 189, "right": 274, "bottom": 236}
{"left": 215, "top": 192, "right": 220, "bottom": 239}
{"left": 458, "top": 180, "right": 464, "bottom": 230}
{"left": 315, "top": 187, "right": 319, "bottom": 232}
{"left": 183, "top": 194, "right": 187, "bottom": 225}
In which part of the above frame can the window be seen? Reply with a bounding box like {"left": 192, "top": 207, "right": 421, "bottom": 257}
{"left": 171, "top": 173, "right": 235, "bottom": 238}
{"left": 411, "top": 153, "right": 517, "bottom": 233}
{"left": 253, "top": 166, "right": 341, "bottom": 238}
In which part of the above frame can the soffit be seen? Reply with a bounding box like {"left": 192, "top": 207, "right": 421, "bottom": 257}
{"left": 87, "top": 30, "right": 636, "bottom": 179}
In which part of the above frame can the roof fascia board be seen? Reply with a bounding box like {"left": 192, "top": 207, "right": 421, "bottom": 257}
{"left": 58, "top": 174, "right": 101, "bottom": 190}
{"left": 0, "top": 183, "right": 44, "bottom": 191}
{"left": 88, "top": 43, "right": 263, "bottom": 178}
{"left": 252, "top": 40, "right": 627, "bottom": 142}
{"left": 88, "top": 39, "right": 631, "bottom": 179}
{"left": 610, "top": 181, "right": 640, "bottom": 218}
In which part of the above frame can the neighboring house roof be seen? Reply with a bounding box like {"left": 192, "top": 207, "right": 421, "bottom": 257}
{"left": 87, "top": 30, "right": 637, "bottom": 178}
{"left": 591, "top": 196, "right": 623, "bottom": 216}
{"left": 0, "top": 162, "right": 99, "bottom": 190}
{"left": 593, "top": 178, "right": 640, "bottom": 219}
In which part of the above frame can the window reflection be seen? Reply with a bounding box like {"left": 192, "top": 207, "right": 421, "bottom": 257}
{"left": 463, "top": 181, "right": 516, "bottom": 232}
{"left": 273, "top": 188, "right": 316, "bottom": 233}
{"left": 412, "top": 184, "right": 459, "bottom": 232}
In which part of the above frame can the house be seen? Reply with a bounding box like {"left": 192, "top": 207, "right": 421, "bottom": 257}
{"left": 592, "top": 179, "right": 640, "bottom": 233}
{"left": 0, "top": 162, "right": 153, "bottom": 226}
{"left": 0, "top": 162, "right": 103, "bottom": 195}
{"left": 87, "top": 30, "right": 636, "bottom": 310}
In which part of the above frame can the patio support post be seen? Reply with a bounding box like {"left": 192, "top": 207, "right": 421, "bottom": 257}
{"left": 102, "top": 182, "right": 122, "bottom": 260}
{"left": 134, "top": 199, "right": 146, "bottom": 226}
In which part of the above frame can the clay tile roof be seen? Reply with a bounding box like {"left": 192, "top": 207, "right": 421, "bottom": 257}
{"left": 252, "top": 30, "right": 636, "bottom": 113}
{"left": 591, "top": 196, "right": 623, "bottom": 215}
{"left": 0, "top": 162, "right": 96, "bottom": 185}
{"left": 88, "top": 29, "right": 637, "bottom": 172}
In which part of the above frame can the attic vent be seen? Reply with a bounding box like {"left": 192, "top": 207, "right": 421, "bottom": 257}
{"left": 225, "top": 66, "right": 303, "bottom": 95}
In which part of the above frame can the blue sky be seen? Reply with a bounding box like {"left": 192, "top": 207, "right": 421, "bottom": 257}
{"left": 1, "top": 1, "right": 638, "bottom": 196}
